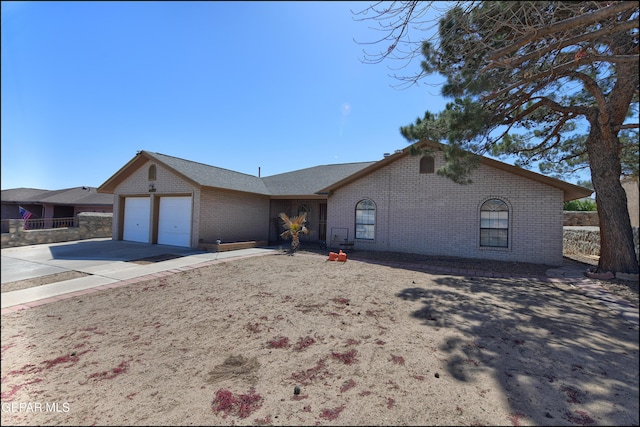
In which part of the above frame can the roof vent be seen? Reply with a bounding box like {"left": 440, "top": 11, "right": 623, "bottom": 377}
{"left": 394, "top": 149, "right": 403, "bottom": 154}
{"left": 383, "top": 153, "right": 391, "bottom": 157}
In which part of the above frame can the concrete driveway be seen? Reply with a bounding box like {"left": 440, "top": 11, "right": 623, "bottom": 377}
{"left": 1, "top": 238, "right": 277, "bottom": 309}
{"left": 1, "top": 238, "right": 205, "bottom": 284}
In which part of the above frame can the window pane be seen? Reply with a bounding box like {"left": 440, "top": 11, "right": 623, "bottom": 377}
{"left": 481, "top": 199, "right": 508, "bottom": 211}
{"left": 480, "top": 229, "right": 508, "bottom": 247}
{"left": 356, "top": 199, "right": 375, "bottom": 210}
{"left": 356, "top": 224, "right": 374, "bottom": 239}
{"left": 356, "top": 210, "right": 374, "bottom": 224}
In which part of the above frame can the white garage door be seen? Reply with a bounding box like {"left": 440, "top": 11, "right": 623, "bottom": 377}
{"left": 123, "top": 197, "right": 151, "bottom": 243}
{"left": 158, "top": 196, "right": 192, "bottom": 247}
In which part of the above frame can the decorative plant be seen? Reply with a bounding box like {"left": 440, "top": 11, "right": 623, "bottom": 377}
{"left": 279, "top": 212, "right": 309, "bottom": 254}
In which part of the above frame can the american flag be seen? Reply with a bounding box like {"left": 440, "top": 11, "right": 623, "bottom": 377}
{"left": 19, "top": 206, "right": 33, "bottom": 230}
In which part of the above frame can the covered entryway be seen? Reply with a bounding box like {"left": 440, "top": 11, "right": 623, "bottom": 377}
{"left": 123, "top": 197, "right": 151, "bottom": 243}
{"left": 157, "top": 196, "right": 192, "bottom": 247}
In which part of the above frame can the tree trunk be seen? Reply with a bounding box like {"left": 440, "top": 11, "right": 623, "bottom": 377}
{"left": 586, "top": 130, "right": 638, "bottom": 274}
{"left": 291, "top": 236, "right": 300, "bottom": 254}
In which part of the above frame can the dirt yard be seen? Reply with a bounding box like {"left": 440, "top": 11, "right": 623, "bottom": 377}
{"left": 1, "top": 251, "right": 638, "bottom": 426}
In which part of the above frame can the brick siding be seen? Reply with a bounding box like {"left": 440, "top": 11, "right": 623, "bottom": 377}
{"left": 199, "top": 187, "right": 270, "bottom": 243}
{"left": 327, "top": 153, "right": 564, "bottom": 265}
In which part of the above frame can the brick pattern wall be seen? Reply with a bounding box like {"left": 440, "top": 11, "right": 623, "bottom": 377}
{"left": 327, "top": 153, "right": 564, "bottom": 265}
{"left": 199, "top": 188, "right": 270, "bottom": 243}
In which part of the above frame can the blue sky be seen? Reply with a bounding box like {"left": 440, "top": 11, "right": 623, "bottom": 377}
{"left": 1, "top": 1, "right": 586, "bottom": 191}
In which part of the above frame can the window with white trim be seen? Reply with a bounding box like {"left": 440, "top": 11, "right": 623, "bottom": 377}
{"left": 480, "top": 199, "right": 509, "bottom": 247}
{"left": 355, "top": 199, "right": 375, "bottom": 240}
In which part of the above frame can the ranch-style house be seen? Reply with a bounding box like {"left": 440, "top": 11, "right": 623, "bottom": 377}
{"left": 97, "top": 143, "right": 592, "bottom": 265}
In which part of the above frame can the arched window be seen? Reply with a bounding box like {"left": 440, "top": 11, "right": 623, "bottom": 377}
{"left": 148, "top": 164, "right": 157, "bottom": 181}
{"left": 420, "top": 156, "right": 435, "bottom": 174}
{"left": 480, "top": 199, "right": 509, "bottom": 247}
{"left": 355, "top": 199, "right": 375, "bottom": 240}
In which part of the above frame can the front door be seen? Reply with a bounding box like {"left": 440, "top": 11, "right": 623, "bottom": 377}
{"left": 319, "top": 202, "right": 327, "bottom": 242}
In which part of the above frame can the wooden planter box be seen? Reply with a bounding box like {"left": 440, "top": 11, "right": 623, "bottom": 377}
{"left": 198, "top": 240, "right": 268, "bottom": 252}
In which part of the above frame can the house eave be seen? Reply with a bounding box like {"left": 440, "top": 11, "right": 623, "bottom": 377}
{"left": 318, "top": 140, "right": 593, "bottom": 202}
{"left": 269, "top": 194, "right": 327, "bottom": 200}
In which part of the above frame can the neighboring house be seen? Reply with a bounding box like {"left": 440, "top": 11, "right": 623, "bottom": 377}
{"left": 97, "top": 145, "right": 592, "bottom": 265}
{"left": 1, "top": 187, "right": 113, "bottom": 223}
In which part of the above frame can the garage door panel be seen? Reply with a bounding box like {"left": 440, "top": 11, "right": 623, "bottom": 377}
{"left": 158, "top": 196, "right": 192, "bottom": 247}
{"left": 123, "top": 197, "right": 150, "bottom": 243}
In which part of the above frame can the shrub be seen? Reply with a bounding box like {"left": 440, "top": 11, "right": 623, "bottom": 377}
{"left": 563, "top": 199, "right": 597, "bottom": 211}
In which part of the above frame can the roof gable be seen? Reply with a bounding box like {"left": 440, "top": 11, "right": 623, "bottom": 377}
{"left": 318, "top": 142, "right": 593, "bottom": 202}
{"left": 98, "top": 151, "right": 270, "bottom": 195}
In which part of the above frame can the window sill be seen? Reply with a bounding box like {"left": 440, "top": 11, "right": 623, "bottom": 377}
{"left": 478, "top": 245, "right": 511, "bottom": 252}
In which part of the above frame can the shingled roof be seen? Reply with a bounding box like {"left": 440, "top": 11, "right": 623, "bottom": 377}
{"left": 1, "top": 187, "right": 113, "bottom": 205}
{"left": 147, "top": 152, "right": 271, "bottom": 195}
{"left": 262, "top": 162, "right": 376, "bottom": 197}
{"left": 98, "top": 146, "right": 591, "bottom": 202}
{"left": 98, "top": 151, "right": 375, "bottom": 196}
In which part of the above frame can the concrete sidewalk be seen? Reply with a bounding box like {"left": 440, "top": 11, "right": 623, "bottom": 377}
{"left": 1, "top": 239, "right": 278, "bottom": 311}
{"left": 545, "top": 262, "right": 639, "bottom": 327}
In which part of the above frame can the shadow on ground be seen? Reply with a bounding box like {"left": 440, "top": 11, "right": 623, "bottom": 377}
{"left": 47, "top": 239, "right": 203, "bottom": 261}
{"left": 396, "top": 275, "right": 639, "bottom": 426}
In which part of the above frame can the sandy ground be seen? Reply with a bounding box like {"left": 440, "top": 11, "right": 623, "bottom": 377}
{"left": 1, "top": 250, "right": 638, "bottom": 426}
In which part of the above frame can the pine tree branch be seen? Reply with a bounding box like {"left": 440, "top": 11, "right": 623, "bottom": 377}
{"left": 487, "top": 2, "right": 638, "bottom": 61}
{"left": 483, "top": 19, "right": 639, "bottom": 72}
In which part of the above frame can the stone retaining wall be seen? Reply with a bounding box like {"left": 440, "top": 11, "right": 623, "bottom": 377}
{"left": 1, "top": 212, "right": 112, "bottom": 249}
{"left": 563, "top": 211, "right": 599, "bottom": 226}
{"left": 563, "top": 226, "right": 640, "bottom": 264}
